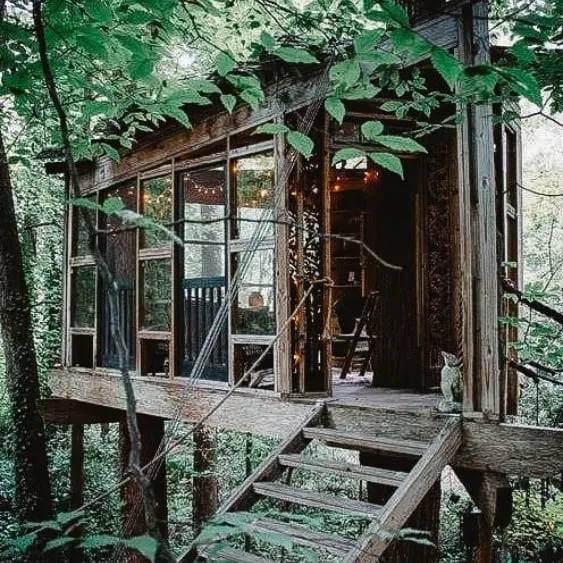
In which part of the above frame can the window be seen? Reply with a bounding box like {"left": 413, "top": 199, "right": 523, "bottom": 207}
{"left": 141, "top": 176, "right": 173, "bottom": 248}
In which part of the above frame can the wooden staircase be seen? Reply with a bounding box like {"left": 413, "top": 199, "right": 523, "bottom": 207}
{"left": 179, "top": 404, "right": 462, "bottom": 562}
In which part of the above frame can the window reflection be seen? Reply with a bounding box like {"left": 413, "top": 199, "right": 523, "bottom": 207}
{"left": 234, "top": 249, "right": 275, "bottom": 335}
{"left": 141, "top": 259, "right": 171, "bottom": 331}
{"left": 233, "top": 153, "right": 274, "bottom": 240}
{"left": 183, "top": 166, "right": 226, "bottom": 279}
{"left": 72, "top": 196, "right": 96, "bottom": 256}
{"left": 141, "top": 176, "right": 172, "bottom": 248}
{"left": 71, "top": 266, "right": 96, "bottom": 327}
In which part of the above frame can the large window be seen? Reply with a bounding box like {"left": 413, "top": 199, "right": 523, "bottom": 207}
{"left": 182, "top": 166, "right": 228, "bottom": 381}
{"left": 99, "top": 185, "right": 137, "bottom": 368}
{"left": 139, "top": 173, "right": 173, "bottom": 377}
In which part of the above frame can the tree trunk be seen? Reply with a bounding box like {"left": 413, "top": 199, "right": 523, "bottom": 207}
{"left": 0, "top": 126, "right": 53, "bottom": 523}
{"left": 120, "top": 415, "right": 169, "bottom": 563}
{"left": 192, "top": 424, "right": 219, "bottom": 536}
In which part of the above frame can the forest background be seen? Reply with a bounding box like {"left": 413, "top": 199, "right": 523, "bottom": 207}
{"left": 1, "top": 0, "right": 563, "bottom": 561}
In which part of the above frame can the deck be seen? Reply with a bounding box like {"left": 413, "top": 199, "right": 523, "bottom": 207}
{"left": 331, "top": 371, "right": 441, "bottom": 410}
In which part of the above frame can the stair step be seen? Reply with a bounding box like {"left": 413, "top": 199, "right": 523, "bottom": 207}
{"left": 251, "top": 517, "right": 355, "bottom": 556}
{"left": 211, "top": 547, "right": 274, "bottom": 562}
{"left": 278, "top": 454, "right": 408, "bottom": 487}
{"left": 253, "top": 482, "right": 381, "bottom": 517}
{"left": 302, "top": 428, "right": 428, "bottom": 457}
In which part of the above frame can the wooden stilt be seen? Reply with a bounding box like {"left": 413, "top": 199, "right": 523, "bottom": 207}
{"left": 120, "top": 415, "right": 168, "bottom": 563}
{"left": 192, "top": 424, "right": 218, "bottom": 537}
{"left": 70, "top": 424, "right": 84, "bottom": 563}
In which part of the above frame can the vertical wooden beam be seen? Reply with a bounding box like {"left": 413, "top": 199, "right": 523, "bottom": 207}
{"left": 192, "top": 424, "right": 219, "bottom": 536}
{"left": 120, "top": 415, "right": 168, "bottom": 562}
{"left": 274, "top": 114, "right": 292, "bottom": 395}
{"left": 70, "top": 424, "right": 84, "bottom": 563}
{"left": 458, "top": 2, "right": 499, "bottom": 414}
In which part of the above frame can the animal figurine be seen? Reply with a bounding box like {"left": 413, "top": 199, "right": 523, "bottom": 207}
{"left": 438, "top": 351, "right": 463, "bottom": 413}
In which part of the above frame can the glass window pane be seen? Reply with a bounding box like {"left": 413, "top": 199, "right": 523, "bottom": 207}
{"left": 233, "top": 153, "right": 274, "bottom": 240}
{"left": 72, "top": 196, "right": 96, "bottom": 256}
{"left": 99, "top": 185, "right": 136, "bottom": 368}
{"left": 141, "top": 259, "right": 171, "bottom": 331}
{"left": 234, "top": 249, "right": 275, "bottom": 335}
{"left": 71, "top": 266, "right": 96, "bottom": 327}
{"left": 183, "top": 167, "right": 226, "bottom": 279}
{"left": 141, "top": 176, "right": 172, "bottom": 248}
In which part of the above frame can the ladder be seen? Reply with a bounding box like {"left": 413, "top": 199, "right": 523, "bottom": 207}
{"left": 179, "top": 404, "right": 461, "bottom": 562}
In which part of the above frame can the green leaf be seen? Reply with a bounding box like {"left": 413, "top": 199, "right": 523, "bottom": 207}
{"left": 129, "top": 57, "right": 154, "bottom": 80}
{"left": 329, "top": 60, "right": 361, "bottom": 87}
{"left": 80, "top": 534, "right": 120, "bottom": 550}
{"left": 357, "top": 50, "right": 402, "bottom": 66}
{"left": 100, "top": 143, "right": 121, "bottom": 162}
{"left": 332, "top": 148, "right": 366, "bottom": 165}
{"left": 255, "top": 123, "right": 290, "bottom": 135}
{"left": 373, "top": 135, "right": 427, "bottom": 153}
{"left": 286, "top": 131, "right": 314, "bottom": 159}
{"left": 380, "top": 0, "right": 409, "bottom": 27}
{"left": 509, "top": 40, "right": 537, "bottom": 65}
{"left": 216, "top": 52, "right": 236, "bottom": 76}
{"left": 430, "top": 47, "right": 462, "bottom": 90}
{"left": 380, "top": 100, "right": 403, "bottom": 113}
{"left": 71, "top": 197, "right": 101, "bottom": 211}
{"left": 496, "top": 67, "right": 542, "bottom": 106}
{"left": 44, "top": 537, "right": 76, "bottom": 552}
{"left": 369, "top": 152, "right": 403, "bottom": 178}
{"left": 220, "top": 94, "right": 236, "bottom": 114}
{"left": 275, "top": 47, "right": 319, "bottom": 64}
{"left": 86, "top": 1, "right": 113, "bottom": 23}
{"left": 56, "top": 510, "right": 84, "bottom": 527}
{"left": 361, "top": 120, "right": 384, "bottom": 140}
{"left": 260, "top": 31, "right": 276, "bottom": 52}
{"left": 239, "top": 88, "right": 264, "bottom": 110}
{"left": 185, "top": 79, "right": 222, "bottom": 94}
{"left": 124, "top": 535, "right": 158, "bottom": 562}
{"left": 353, "top": 29, "right": 385, "bottom": 54}
{"left": 325, "top": 97, "right": 346, "bottom": 124}
{"left": 341, "top": 84, "right": 381, "bottom": 100}
{"left": 164, "top": 107, "right": 192, "bottom": 129}
{"left": 102, "top": 197, "right": 126, "bottom": 214}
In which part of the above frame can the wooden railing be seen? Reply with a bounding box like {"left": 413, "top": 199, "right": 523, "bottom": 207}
{"left": 183, "top": 276, "right": 228, "bottom": 381}
{"left": 100, "top": 279, "right": 135, "bottom": 369}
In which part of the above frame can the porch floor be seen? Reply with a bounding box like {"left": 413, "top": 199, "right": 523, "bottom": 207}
{"left": 330, "top": 369, "right": 441, "bottom": 411}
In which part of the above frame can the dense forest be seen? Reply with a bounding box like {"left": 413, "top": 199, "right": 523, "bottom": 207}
{"left": 1, "top": 0, "right": 563, "bottom": 561}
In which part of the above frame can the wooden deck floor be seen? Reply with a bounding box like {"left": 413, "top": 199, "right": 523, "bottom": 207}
{"left": 330, "top": 370, "right": 441, "bottom": 411}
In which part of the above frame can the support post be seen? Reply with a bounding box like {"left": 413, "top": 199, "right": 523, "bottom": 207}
{"left": 120, "top": 415, "right": 168, "bottom": 563}
{"left": 456, "top": 469, "right": 513, "bottom": 563}
{"left": 192, "top": 424, "right": 218, "bottom": 536}
{"left": 70, "top": 424, "right": 84, "bottom": 563}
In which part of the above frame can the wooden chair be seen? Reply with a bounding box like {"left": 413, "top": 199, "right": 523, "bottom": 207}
{"left": 333, "top": 291, "right": 378, "bottom": 380}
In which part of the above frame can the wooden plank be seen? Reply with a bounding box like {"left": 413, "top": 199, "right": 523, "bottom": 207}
{"left": 47, "top": 368, "right": 313, "bottom": 438}
{"left": 38, "top": 398, "right": 124, "bottom": 424}
{"left": 278, "top": 454, "right": 407, "bottom": 487}
{"left": 303, "top": 427, "right": 428, "bottom": 457}
{"left": 218, "top": 404, "right": 325, "bottom": 513}
{"left": 468, "top": 1, "right": 499, "bottom": 414}
{"left": 454, "top": 420, "right": 563, "bottom": 478}
{"left": 344, "top": 417, "right": 462, "bottom": 562}
{"left": 253, "top": 482, "right": 382, "bottom": 517}
{"left": 250, "top": 517, "right": 355, "bottom": 556}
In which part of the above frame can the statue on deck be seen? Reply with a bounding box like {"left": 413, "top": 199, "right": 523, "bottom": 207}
{"left": 438, "top": 351, "right": 463, "bottom": 413}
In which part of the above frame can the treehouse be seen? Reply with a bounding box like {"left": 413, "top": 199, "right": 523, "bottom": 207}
{"left": 43, "top": 2, "right": 563, "bottom": 562}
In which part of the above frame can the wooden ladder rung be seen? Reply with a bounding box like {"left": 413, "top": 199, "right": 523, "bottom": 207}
{"left": 253, "top": 482, "right": 381, "bottom": 517}
{"left": 278, "top": 454, "right": 408, "bottom": 487}
{"left": 250, "top": 517, "right": 355, "bottom": 556}
{"left": 302, "top": 428, "right": 428, "bottom": 457}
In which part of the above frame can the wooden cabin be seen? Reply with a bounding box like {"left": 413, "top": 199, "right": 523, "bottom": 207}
{"left": 44, "top": 2, "right": 563, "bottom": 562}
